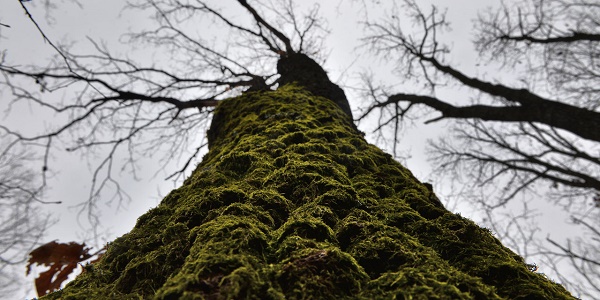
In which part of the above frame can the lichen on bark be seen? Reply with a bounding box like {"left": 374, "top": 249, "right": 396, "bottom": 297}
{"left": 43, "top": 85, "right": 574, "bottom": 299}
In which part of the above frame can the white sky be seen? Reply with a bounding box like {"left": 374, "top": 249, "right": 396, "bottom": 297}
{"left": 0, "top": 0, "right": 588, "bottom": 298}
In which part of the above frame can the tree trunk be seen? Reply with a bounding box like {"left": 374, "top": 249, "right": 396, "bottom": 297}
{"left": 43, "top": 85, "right": 573, "bottom": 299}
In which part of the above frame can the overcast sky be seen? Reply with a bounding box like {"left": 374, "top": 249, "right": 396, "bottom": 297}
{"left": 0, "top": 0, "right": 586, "bottom": 298}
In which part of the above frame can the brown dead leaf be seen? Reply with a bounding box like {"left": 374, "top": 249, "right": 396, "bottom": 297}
{"left": 26, "top": 241, "right": 93, "bottom": 297}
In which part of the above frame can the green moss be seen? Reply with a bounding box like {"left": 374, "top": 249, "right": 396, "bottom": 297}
{"left": 275, "top": 248, "right": 369, "bottom": 299}
{"left": 44, "top": 85, "right": 574, "bottom": 299}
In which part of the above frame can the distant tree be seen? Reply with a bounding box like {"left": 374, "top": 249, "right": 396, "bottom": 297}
{"left": 359, "top": 0, "right": 599, "bottom": 297}
{"left": 0, "top": 140, "right": 53, "bottom": 296}
{"left": 0, "top": 0, "right": 576, "bottom": 298}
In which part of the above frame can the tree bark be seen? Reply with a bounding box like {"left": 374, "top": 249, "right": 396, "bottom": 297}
{"left": 43, "top": 85, "right": 573, "bottom": 299}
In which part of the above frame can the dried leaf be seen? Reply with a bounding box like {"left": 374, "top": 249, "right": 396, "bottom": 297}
{"left": 26, "top": 241, "right": 93, "bottom": 296}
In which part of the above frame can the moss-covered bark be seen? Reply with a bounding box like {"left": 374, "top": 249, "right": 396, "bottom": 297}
{"left": 44, "top": 85, "right": 574, "bottom": 299}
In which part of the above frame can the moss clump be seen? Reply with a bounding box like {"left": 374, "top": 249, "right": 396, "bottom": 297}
{"left": 44, "top": 85, "right": 574, "bottom": 299}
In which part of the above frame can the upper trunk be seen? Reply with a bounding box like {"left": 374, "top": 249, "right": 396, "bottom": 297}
{"left": 43, "top": 85, "right": 572, "bottom": 299}
{"left": 276, "top": 53, "right": 353, "bottom": 120}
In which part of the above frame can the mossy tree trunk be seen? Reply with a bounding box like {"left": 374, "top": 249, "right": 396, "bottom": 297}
{"left": 44, "top": 85, "right": 573, "bottom": 299}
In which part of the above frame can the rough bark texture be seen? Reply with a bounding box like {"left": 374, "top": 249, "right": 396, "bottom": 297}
{"left": 43, "top": 85, "right": 573, "bottom": 299}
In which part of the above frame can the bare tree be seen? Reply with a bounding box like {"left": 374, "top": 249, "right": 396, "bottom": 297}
{"left": 359, "top": 0, "right": 599, "bottom": 297}
{"left": 0, "top": 138, "right": 54, "bottom": 296}
{"left": 1, "top": 0, "right": 355, "bottom": 295}
{"left": 1, "top": 0, "right": 592, "bottom": 297}
{"left": 542, "top": 216, "right": 600, "bottom": 299}
{"left": 0, "top": 0, "right": 338, "bottom": 234}
{"left": 0, "top": 1, "right": 577, "bottom": 297}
